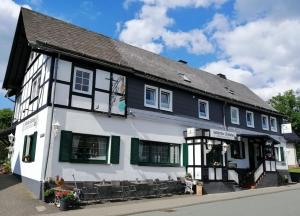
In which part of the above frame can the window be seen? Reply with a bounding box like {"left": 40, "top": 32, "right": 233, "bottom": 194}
{"left": 230, "top": 106, "right": 240, "bottom": 125}
{"left": 198, "top": 99, "right": 209, "bottom": 120}
{"left": 206, "top": 144, "right": 223, "bottom": 166}
{"left": 261, "top": 114, "right": 269, "bottom": 130}
{"left": 246, "top": 111, "right": 254, "bottom": 128}
{"left": 73, "top": 67, "right": 93, "bottom": 94}
{"left": 144, "top": 85, "right": 158, "bottom": 108}
{"left": 230, "top": 142, "right": 245, "bottom": 159}
{"left": 22, "top": 132, "right": 37, "bottom": 163}
{"left": 160, "top": 89, "right": 173, "bottom": 111}
{"left": 30, "top": 74, "right": 41, "bottom": 101}
{"left": 71, "top": 134, "right": 109, "bottom": 162}
{"left": 270, "top": 117, "right": 278, "bottom": 132}
{"left": 275, "top": 146, "right": 285, "bottom": 162}
{"left": 139, "top": 140, "right": 180, "bottom": 165}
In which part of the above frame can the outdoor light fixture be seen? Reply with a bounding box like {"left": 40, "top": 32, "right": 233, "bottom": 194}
{"left": 52, "top": 121, "right": 61, "bottom": 137}
{"left": 8, "top": 133, "right": 15, "bottom": 144}
{"left": 222, "top": 142, "right": 229, "bottom": 154}
{"left": 266, "top": 140, "right": 273, "bottom": 146}
{"left": 206, "top": 140, "right": 214, "bottom": 153}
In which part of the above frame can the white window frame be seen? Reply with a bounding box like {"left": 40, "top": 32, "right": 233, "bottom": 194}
{"left": 198, "top": 99, "right": 209, "bottom": 120}
{"left": 30, "top": 74, "right": 41, "bottom": 101}
{"left": 270, "top": 116, "right": 278, "bottom": 132}
{"left": 144, "top": 85, "right": 158, "bottom": 109}
{"left": 246, "top": 111, "right": 254, "bottom": 128}
{"left": 159, "top": 88, "right": 173, "bottom": 112}
{"left": 261, "top": 114, "right": 269, "bottom": 130}
{"left": 72, "top": 67, "right": 93, "bottom": 95}
{"left": 230, "top": 106, "right": 240, "bottom": 125}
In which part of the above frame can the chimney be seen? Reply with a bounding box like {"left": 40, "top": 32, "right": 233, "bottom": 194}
{"left": 178, "top": 59, "right": 187, "bottom": 64}
{"left": 217, "top": 73, "right": 227, "bottom": 79}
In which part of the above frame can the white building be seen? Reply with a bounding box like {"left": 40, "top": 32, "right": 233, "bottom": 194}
{"left": 1, "top": 8, "right": 291, "bottom": 198}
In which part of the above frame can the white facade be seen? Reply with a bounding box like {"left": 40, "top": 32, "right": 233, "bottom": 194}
{"left": 286, "top": 143, "right": 298, "bottom": 167}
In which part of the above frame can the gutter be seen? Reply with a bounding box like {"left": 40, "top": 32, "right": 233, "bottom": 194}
{"left": 43, "top": 53, "right": 60, "bottom": 181}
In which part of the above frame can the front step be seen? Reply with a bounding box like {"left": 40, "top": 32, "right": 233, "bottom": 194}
{"left": 256, "top": 172, "right": 279, "bottom": 188}
{"left": 203, "top": 182, "right": 241, "bottom": 194}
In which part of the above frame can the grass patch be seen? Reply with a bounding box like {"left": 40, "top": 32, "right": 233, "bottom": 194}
{"left": 288, "top": 168, "right": 300, "bottom": 173}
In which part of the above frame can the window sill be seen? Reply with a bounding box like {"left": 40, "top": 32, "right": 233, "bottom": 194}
{"left": 137, "top": 162, "right": 181, "bottom": 167}
{"left": 70, "top": 159, "right": 108, "bottom": 164}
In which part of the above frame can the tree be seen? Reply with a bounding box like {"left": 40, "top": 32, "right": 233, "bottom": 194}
{"left": 0, "top": 109, "right": 13, "bottom": 162}
{"left": 269, "top": 90, "right": 300, "bottom": 135}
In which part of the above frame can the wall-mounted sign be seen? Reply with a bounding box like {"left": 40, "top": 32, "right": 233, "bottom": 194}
{"left": 281, "top": 123, "right": 292, "bottom": 134}
{"left": 210, "top": 129, "right": 237, "bottom": 141}
{"left": 22, "top": 116, "right": 38, "bottom": 131}
{"left": 187, "top": 128, "right": 196, "bottom": 137}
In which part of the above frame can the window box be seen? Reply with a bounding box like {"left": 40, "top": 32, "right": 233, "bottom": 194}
{"left": 246, "top": 111, "right": 254, "bottom": 128}
{"left": 261, "top": 114, "right": 269, "bottom": 130}
{"left": 144, "top": 85, "right": 158, "bottom": 109}
{"left": 160, "top": 88, "right": 173, "bottom": 112}
{"left": 230, "top": 106, "right": 240, "bottom": 125}
{"left": 198, "top": 99, "right": 209, "bottom": 120}
{"left": 72, "top": 67, "right": 93, "bottom": 95}
{"left": 270, "top": 117, "right": 278, "bottom": 132}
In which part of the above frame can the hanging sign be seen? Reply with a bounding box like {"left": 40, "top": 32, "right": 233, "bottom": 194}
{"left": 281, "top": 123, "right": 292, "bottom": 134}
{"left": 210, "top": 129, "right": 237, "bottom": 140}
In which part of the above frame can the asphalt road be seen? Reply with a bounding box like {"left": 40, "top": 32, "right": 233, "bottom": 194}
{"left": 132, "top": 189, "right": 300, "bottom": 216}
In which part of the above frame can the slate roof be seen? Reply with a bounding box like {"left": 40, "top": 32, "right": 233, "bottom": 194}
{"left": 284, "top": 132, "right": 300, "bottom": 143}
{"left": 12, "top": 8, "right": 278, "bottom": 112}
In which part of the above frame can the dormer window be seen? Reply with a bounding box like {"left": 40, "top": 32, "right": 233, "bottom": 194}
{"left": 144, "top": 85, "right": 158, "bottom": 109}
{"left": 261, "top": 115, "right": 269, "bottom": 130}
{"left": 73, "top": 67, "right": 93, "bottom": 95}
{"left": 230, "top": 106, "right": 240, "bottom": 125}
{"left": 246, "top": 111, "right": 254, "bottom": 128}
{"left": 270, "top": 117, "right": 278, "bottom": 132}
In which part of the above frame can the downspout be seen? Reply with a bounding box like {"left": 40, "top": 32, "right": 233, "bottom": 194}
{"left": 43, "top": 54, "right": 60, "bottom": 181}
{"left": 223, "top": 101, "right": 227, "bottom": 130}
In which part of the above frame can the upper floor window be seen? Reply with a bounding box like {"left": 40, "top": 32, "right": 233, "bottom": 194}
{"left": 246, "top": 111, "right": 254, "bottom": 128}
{"left": 198, "top": 99, "right": 209, "bottom": 120}
{"left": 144, "top": 85, "right": 158, "bottom": 108}
{"left": 73, "top": 67, "right": 93, "bottom": 95}
{"left": 230, "top": 106, "right": 240, "bottom": 125}
{"left": 270, "top": 117, "right": 278, "bottom": 132}
{"left": 31, "top": 74, "right": 41, "bottom": 101}
{"left": 261, "top": 114, "right": 269, "bottom": 130}
{"left": 160, "top": 89, "right": 173, "bottom": 112}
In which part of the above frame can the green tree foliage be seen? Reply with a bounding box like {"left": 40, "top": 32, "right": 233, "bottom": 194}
{"left": 0, "top": 109, "right": 13, "bottom": 162}
{"left": 269, "top": 90, "right": 300, "bottom": 135}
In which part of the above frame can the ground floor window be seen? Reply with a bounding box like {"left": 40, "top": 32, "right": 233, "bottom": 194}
{"left": 230, "top": 141, "right": 245, "bottom": 159}
{"left": 22, "top": 132, "right": 37, "bottom": 162}
{"left": 275, "top": 146, "right": 285, "bottom": 162}
{"left": 138, "top": 140, "right": 180, "bottom": 165}
{"left": 71, "top": 134, "right": 109, "bottom": 162}
{"left": 206, "top": 144, "right": 223, "bottom": 166}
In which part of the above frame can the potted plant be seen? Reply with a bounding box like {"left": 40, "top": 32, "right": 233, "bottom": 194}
{"left": 44, "top": 189, "right": 55, "bottom": 203}
{"left": 59, "top": 192, "right": 79, "bottom": 211}
{"left": 23, "top": 155, "right": 31, "bottom": 162}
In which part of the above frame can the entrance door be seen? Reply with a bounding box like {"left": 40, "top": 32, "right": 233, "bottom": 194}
{"left": 249, "top": 142, "right": 263, "bottom": 170}
{"left": 206, "top": 144, "right": 224, "bottom": 180}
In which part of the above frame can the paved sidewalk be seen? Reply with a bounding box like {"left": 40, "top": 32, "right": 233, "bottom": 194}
{"left": 43, "top": 183, "right": 300, "bottom": 216}
{"left": 0, "top": 174, "right": 58, "bottom": 216}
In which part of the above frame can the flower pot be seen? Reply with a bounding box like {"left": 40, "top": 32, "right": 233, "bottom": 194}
{"left": 59, "top": 200, "right": 69, "bottom": 211}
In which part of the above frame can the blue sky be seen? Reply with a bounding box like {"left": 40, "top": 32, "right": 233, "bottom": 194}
{"left": 1, "top": 0, "right": 300, "bottom": 110}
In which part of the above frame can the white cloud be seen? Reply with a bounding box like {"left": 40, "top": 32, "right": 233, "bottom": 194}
{"left": 119, "top": 0, "right": 226, "bottom": 54}
{"left": 0, "top": 0, "right": 30, "bottom": 95}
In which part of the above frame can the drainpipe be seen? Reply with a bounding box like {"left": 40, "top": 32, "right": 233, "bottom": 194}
{"left": 43, "top": 54, "right": 60, "bottom": 181}
{"left": 223, "top": 101, "right": 227, "bottom": 130}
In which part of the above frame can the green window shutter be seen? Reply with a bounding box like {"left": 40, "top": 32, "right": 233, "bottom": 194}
{"left": 59, "top": 130, "right": 73, "bottom": 162}
{"left": 182, "top": 143, "right": 188, "bottom": 167}
{"left": 130, "top": 138, "right": 139, "bottom": 165}
{"left": 29, "top": 132, "right": 37, "bottom": 162}
{"left": 280, "top": 147, "right": 285, "bottom": 162}
{"left": 22, "top": 136, "right": 28, "bottom": 161}
{"left": 241, "top": 142, "right": 245, "bottom": 159}
{"left": 110, "top": 136, "right": 120, "bottom": 164}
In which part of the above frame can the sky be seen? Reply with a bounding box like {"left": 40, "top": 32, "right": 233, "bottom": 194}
{"left": 0, "top": 0, "right": 300, "bottom": 109}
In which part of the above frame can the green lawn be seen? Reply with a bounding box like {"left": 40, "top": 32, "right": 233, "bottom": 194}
{"left": 288, "top": 168, "right": 300, "bottom": 173}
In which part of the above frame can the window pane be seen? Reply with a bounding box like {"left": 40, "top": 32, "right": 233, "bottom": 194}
{"left": 76, "top": 70, "right": 83, "bottom": 77}
{"left": 199, "top": 102, "right": 207, "bottom": 117}
{"left": 83, "top": 72, "right": 90, "bottom": 79}
{"left": 139, "top": 142, "right": 150, "bottom": 162}
{"left": 82, "top": 85, "right": 89, "bottom": 92}
{"left": 76, "top": 77, "right": 82, "bottom": 84}
{"left": 161, "top": 91, "right": 170, "bottom": 108}
{"left": 146, "top": 88, "right": 156, "bottom": 105}
{"left": 75, "top": 84, "right": 81, "bottom": 90}
{"left": 83, "top": 78, "right": 89, "bottom": 85}
{"left": 71, "top": 134, "right": 108, "bottom": 161}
